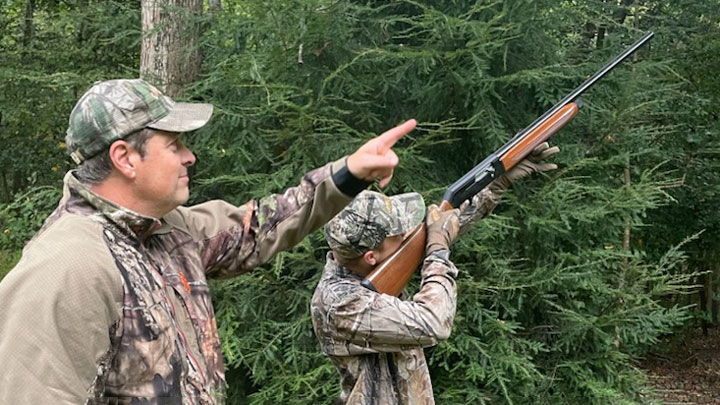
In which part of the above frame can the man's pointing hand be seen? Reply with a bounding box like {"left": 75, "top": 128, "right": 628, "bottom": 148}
{"left": 347, "top": 119, "right": 417, "bottom": 188}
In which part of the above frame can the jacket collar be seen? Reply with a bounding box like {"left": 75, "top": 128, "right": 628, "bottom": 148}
{"left": 325, "top": 252, "right": 407, "bottom": 298}
{"left": 325, "top": 252, "right": 364, "bottom": 282}
{"left": 64, "top": 171, "right": 164, "bottom": 240}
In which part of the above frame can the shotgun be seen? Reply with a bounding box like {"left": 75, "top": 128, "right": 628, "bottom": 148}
{"left": 361, "top": 32, "right": 654, "bottom": 296}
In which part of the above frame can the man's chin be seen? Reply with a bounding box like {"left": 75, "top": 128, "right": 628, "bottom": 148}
{"left": 175, "top": 189, "right": 190, "bottom": 206}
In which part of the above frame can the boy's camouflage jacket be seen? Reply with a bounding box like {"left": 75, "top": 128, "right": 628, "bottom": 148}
{"left": 311, "top": 252, "right": 459, "bottom": 405}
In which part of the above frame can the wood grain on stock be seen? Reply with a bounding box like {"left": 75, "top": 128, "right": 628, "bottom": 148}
{"left": 500, "top": 102, "right": 579, "bottom": 171}
{"left": 363, "top": 200, "right": 454, "bottom": 296}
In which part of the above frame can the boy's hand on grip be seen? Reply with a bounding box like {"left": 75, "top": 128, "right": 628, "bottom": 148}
{"left": 425, "top": 204, "right": 460, "bottom": 255}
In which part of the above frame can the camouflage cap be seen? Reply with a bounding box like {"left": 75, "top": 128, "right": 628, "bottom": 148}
{"left": 66, "top": 79, "right": 214, "bottom": 164}
{"left": 325, "top": 190, "right": 425, "bottom": 260}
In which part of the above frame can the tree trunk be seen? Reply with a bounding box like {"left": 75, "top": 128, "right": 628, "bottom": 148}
{"left": 613, "top": 0, "right": 635, "bottom": 26}
{"left": 593, "top": 0, "right": 635, "bottom": 50}
{"left": 713, "top": 262, "right": 719, "bottom": 325}
{"left": 615, "top": 153, "right": 631, "bottom": 348}
{"left": 76, "top": 0, "right": 89, "bottom": 44}
{"left": 0, "top": 170, "right": 10, "bottom": 203}
{"left": 699, "top": 272, "right": 708, "bottom": 335}
{"left": 21, "top": 0, "right": 35, "bottom": 50}
{"left": 582, "top": 22, "right": 596, "bottom": 49}
{"left": 208, "top": 0, "right": 222, "bottom": 15}
{"left": 622, "top": 153, "right": 631, "bottom": 262}
{"left": 706, "top": 270, "right": 714, "bottom": 329}
{"left": 596, "top": 26, "right": 606, "bottom": 49}
{"left": 140, "top": 0, "right": 203, "bottom": 97}
{"left": 11, "top": 170, "right": 24, "bottom": 196}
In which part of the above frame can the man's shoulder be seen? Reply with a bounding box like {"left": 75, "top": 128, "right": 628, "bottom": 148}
{"left": 164, "top": 200, "right": 243, "bottom": 238}
{"left": 12, "top": 212, "right": 118, "bottom": 289}
{"left": 29, "top": 210, "right": 105, "bottom": 250}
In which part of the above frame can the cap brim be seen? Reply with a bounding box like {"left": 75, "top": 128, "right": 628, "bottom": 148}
{"left": 147, "top": 102, "right": 213, "bottom": 133}
{"left": 386, "top": 192, "right": 425, "bottom": 237}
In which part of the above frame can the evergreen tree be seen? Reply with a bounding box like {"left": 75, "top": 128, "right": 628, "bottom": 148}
{"left": 1, "top": 0, "right": 718, "bottom": 403}
{"left": 189, "top": 1, "right": 699, "bottom": 402}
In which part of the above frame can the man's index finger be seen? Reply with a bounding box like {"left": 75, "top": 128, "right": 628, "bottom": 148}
{"left": 375, "top": 119, "right": 417, "bottom": 153}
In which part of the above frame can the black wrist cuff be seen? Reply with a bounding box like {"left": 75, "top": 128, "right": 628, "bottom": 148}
{"left": 332, "top": 160, "right": 372, "bottom": 197}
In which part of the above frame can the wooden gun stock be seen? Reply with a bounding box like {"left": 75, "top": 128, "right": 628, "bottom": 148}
{"left": 500, "top": 102, "right": 579, "bottom": 171}
{"left": 359, "top": 222, "right": 425, "bottom": 296}
{"left": 361, "top": 32, "right": 654, "bottom": 296}
{"left": 361, "top": 200, "right": 453, "bottom": 296}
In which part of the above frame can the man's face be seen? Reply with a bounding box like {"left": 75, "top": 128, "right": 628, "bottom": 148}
{"left": 133, "top": 130, "right": 196, "bottom": 215}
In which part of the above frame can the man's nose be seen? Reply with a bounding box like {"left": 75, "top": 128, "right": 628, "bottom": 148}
{"left": 183, "top": 147, "right": 196, "bottom": 167}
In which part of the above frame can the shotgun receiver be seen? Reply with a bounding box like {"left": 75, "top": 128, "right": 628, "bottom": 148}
{"left": 361, "top": 32, "right": 654, "bottom": 296}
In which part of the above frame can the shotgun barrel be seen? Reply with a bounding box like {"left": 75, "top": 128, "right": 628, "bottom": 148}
{"left": 362, "top": 32, "right": 654, "bottom": 296}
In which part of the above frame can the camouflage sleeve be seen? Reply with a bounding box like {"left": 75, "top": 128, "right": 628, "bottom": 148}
{"left": 172, "top": 158, "right": 354, "bottom": 278}
{"left": 325, "top": 259, "right": 458, "bottom": 354}
{"left": 457, "top": 187, "right": 502, "bottom": 236}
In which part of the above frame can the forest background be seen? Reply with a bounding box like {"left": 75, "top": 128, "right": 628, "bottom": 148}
{"left": 1, "top": 0, "right": 719, "bottom": 403}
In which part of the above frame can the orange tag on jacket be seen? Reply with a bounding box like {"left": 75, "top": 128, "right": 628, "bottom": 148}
{"left": 179, "top": 273, "right": 191, "bottom": 292}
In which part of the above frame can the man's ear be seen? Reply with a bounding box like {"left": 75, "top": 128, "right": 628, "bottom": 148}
{"left": 108, "top": 140, "right": 136, "bottom": 179}
{"left": 362, "top": 250, "right": 378, "bottom": 267}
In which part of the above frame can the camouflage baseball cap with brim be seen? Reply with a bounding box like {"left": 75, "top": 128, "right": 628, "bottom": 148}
{"left": 66, "top": 79, "right": 213, "bottom": 164}
{"left": 325, "top": 190, "right": 426, "bottom": 260}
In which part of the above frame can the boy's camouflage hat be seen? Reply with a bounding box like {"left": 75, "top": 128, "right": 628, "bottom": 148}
{"left": 66, "top": 79, "right": 213, "bottom": 164}
{"left": 325, "top": 190, "right": 425, "bottom": 260}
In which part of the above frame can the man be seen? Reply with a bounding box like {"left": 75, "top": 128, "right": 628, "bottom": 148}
{"left": 311, "top": 143, "right": 558, "bottom": 404}
{"left": 0, "top": 78, "right": 417, "bottom": 404}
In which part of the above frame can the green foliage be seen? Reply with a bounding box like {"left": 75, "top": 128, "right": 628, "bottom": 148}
{"left": 0, "top": 249, "right": 21, "bottom": 280}
{"left": 0, "top": 0, "right": 140, "bottom": 278}
{"left": 640, "top": 2, "right": 720, "bottom": 258}
{"left": 0, "top": 0, "right": 140, "bottom": 204}
{"left": 211, "top": 237, "right": 342, "bottom": 404}
{"left": 0, "top": 185, "right": 62, "bottom": 279}
{"left": 1, "top": 0, "right": 718, "bottom": 403}
{"left": 0, "top": 186, "right": 61, "bottom": 251}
